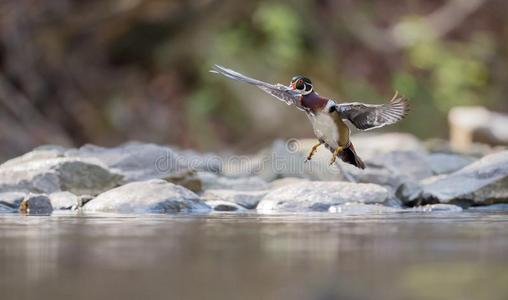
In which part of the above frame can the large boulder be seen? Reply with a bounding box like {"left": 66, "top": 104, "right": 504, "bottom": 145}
{"left": 0, "top": 155, "right": 122, "bottom": 195}
{"left": 257, "top": 181, "right": 389, "bottom": 212}
{"left": 83, "top": 179, "right": 210, "bottom": 214}
{"left": 421, "top": 151, "right": 508, "bottom": 205}
{"left": 68, "top": 143, "right": 222, "bottom": 182}
{"left": 0, "top": 142, "right": 225, "bottom": 196}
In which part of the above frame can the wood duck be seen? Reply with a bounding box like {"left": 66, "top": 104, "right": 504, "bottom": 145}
{"left": 211, "top": 65, "right": 409, "bottom": 169}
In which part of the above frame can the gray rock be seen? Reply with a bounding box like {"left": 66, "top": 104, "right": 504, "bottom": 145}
{"left": 83, "top": 179, "right": 210, "bottom": 214}
{"left": 257, "top": 181, "right": 389, "bottom": 212}
{"left": 49, "top": 191, "right": 79, "bottom": 210}
{"left": 206, "top": 200, "right": 246, "bottom": 212}
{"left": 329, "top": 203, "right": 401, "bottom": 214}
{"left": 198, "top": 172, "right": 269, "bottom": 191}
{"left": 202, "top": 189, "right": 268, "bottom": 209}
{"left": 69, "top": 143, "right": 221, "bottom": 182}
{"left": 421, "top": 151, "right": 508, "bottom": 205}
{"left": 396, "top": 178, "right": 421, "bottom": 199}
{"left": 428, "top": 153, "right": 476, "bottom": 175}
{"left": 0, "top": 204, "right": 15, "bottom": 213}
{"left": 342, "top": 150, "right": 433, "bottom": 198}
{"left": 19, "top": 194, "right": 53, "bottom": 215}
{"left": 0, "top": 156, "right": 122, "bottom": 196}
{"left": 0, "top": 192, "right": 27, "bottom": 208}
{"left": 224, "top": 134, "right": 430, "bottom": 199}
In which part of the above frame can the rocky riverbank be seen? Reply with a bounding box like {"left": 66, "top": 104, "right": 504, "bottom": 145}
{"left": 1, "top": 133, "right": 507, "bottom": 215}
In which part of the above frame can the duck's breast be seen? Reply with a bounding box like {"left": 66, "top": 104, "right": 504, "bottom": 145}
{"left": 310, "top": 112, "right": 340, "bottom": 149}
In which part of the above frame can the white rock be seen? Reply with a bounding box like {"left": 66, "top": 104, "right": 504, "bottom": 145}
{"left": 257, "top": 181, "right": 389, "bottom": 212}
{"left": 49, "top": 191, "right": 79, "bottom": 210}
{"left": 83, "top": 179, "right": 210, "bottom": 214}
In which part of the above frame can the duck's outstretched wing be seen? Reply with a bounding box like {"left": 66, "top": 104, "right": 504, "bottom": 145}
{"left": 210, "top": 65, "right": 308, "bottom": 112}
{"left": 336, "top": 91, "right": 409, "bottom": 130}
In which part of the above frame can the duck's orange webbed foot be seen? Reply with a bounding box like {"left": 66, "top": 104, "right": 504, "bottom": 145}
{"left": 305, "top": 141, "right": 323, "bottom": 162}
{"left": 329, "top": 146, "right": 344, "bottom": 165}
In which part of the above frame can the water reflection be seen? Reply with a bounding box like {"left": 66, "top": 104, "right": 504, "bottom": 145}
{"left": 0, "top": 212, "right": 507, "bottom": 300}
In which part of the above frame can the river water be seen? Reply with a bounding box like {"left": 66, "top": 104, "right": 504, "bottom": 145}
{"left": 1, "top": 211, "right": 507, "bottom": 300}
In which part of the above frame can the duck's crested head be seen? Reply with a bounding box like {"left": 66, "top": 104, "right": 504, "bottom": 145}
{"left": 290, "top": 76, "right": 313, "bottom": 95}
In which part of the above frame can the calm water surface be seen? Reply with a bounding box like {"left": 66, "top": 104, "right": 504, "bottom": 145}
{"left": 1, "top": 211, "right": 507, "bottom": 300}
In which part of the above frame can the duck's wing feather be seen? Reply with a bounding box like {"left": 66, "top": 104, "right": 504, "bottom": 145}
{"left": 336, "top": 92, "right": 409, "bottom": 131}
{"left": 210, "top": 65, "right": 308, "bottom": 112}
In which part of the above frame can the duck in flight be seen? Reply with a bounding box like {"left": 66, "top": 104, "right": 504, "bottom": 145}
{"left": 211, "top": 65, "right": 409, "bottom": 169}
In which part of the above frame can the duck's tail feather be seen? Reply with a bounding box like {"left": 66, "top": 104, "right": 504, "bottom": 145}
{"left": 338, "top": 143, "right": 365, "bottom": 169}
{"left": 324, "top": 142, "right": 366, "bottom": 169}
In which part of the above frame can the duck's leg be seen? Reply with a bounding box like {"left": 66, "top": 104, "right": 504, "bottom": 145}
{"left": 329, "top": 146, "right": 344, "bottom": 165}
{"left": 305, "top": 141, "right": 323, "bottom": 162}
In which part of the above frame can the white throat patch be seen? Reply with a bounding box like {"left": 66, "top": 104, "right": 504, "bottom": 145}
{"left": 302, "top": 85, "right": 313, "bottom": 95}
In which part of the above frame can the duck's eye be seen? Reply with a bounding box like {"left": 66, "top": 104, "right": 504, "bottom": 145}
{"left": 295, "top": 80, "right": 305, "bottom": 90}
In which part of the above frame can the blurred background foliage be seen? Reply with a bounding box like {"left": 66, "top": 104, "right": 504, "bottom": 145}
{"left": 0, "top": 0, "right": 507, "bottom": 161}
